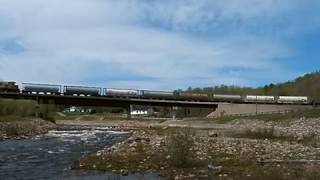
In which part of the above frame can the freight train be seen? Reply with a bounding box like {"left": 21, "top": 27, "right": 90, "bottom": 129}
{"left": 0, "top": 81, "right": 313, "bottom": 104}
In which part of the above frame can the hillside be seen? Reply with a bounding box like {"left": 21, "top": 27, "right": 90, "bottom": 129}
{"left": 186, "top": 71, "right": 320, "bottom": 97}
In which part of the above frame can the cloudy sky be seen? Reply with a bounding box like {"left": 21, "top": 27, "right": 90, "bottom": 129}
{"left": 0, "top": 0, "right": 319, "bottom": 90}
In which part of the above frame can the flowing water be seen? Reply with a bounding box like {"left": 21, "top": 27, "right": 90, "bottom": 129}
{"left": 0, "top": 125, "right": 161, "bottom": 180}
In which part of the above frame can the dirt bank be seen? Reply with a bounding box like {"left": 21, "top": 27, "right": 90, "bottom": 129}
{"left": 0, "top": 118, "right": 57, "bottom": 140}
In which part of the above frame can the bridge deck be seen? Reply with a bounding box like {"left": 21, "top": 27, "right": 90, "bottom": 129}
{"left": 0, "top": 92, "right": 315, "bottom": 108}
{"left": 0, "top": 93, "right": 218, "bottom": 108}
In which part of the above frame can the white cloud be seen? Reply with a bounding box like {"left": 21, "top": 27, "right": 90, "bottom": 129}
{"left": 0, "top": 0, "right": 316, "bottom": 90}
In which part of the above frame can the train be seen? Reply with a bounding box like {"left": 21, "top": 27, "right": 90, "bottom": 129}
{"left": 0, "top": 81, "right": 313, "bottom": 104}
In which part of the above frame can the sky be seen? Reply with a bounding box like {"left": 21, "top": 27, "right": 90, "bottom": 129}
{"left": 0, "top": 0, "right": 320, "bottom": 90}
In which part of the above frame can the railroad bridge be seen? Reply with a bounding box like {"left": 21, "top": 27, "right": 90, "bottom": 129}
{"left": 0, "top": 92, "right": 218, "bottom": 119}
{"left": 1, "top": 81, "right": 318, "bottom": 119}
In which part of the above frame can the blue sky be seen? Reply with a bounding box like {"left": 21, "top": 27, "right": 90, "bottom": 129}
{"left": 0, "top": 0, "right": 319, "bottom": 90}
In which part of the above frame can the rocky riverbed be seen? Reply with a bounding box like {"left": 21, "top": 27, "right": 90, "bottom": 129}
{"left": 74, "top": 117, "right": 320, "bottom": 179}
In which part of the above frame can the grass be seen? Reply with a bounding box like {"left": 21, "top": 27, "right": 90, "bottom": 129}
{"left": 0, "top": 98, "right": 37, "bottom": 117}
{"left": 299, "top": 133, "right": 320, "bottom": 148}
{"left": 0, "top": 98, "right": 56, "bottom": 122}
{"left": 208, "top": 145, "right": 320, "bottom": 179}
{"left": 62, "top": 112, "right": 90, "bottom": 116}
{"left": 228, "top": 126, "right": 320, "bottom": 147}
{"left": 232, "top": 127, "right": 277, "bottom": 139}
{"left": 229, "top": 126, "right": 296, "bottom": 141}
{"left": 210, "top": 108, "right": 320, "bottom": 124}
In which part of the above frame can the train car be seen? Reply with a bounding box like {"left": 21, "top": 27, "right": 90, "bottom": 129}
{"left": 277, "top": 96, "right": 309, "bottom": 104}
{"left": 244, "top": 95, "right": 275, "bottom": 103}
{"left": 64, "top": 86, "right": 101, "bottom": 96}
{"left": 178, "top": 92, "right": 210, "bottom": 101}
{"left": 0, "top": 81, "right": 19, "bottom": 93}
{"left": 212, "top": 94, "right": 242, "bottom": 102}
{"left": 141, "top": 90, "right": 174, "bottom": 99}
{"left": 22, "top": 83, "right": 61, "bottom": 94}
{"left": 104, "top": 88, "right": 140, "bottom": 97}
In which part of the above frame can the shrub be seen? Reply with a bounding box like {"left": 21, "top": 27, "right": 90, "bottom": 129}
{"left": 166, "top": 128, "right": 196, "bottom": 168}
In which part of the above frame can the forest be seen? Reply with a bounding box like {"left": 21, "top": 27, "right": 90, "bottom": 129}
{"left": 185, "top": 71, "right": 320, "bottom": 98}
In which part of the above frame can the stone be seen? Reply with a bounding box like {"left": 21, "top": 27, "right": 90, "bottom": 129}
{"left": 208, "top": 163, "right": 222, "bottom": 174}
{"left": 209, "top": 131, "right": 218, "bottom": 137}
{"left": 120, "top": 169, "right": 128, "bottom": 176}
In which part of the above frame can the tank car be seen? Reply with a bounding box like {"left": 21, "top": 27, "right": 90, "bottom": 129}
{"left": 104, "top": 88, "right": 140, "bottom": 97}
{"left": 244, "top": 95, "right": 275, "bottom": 103}
{"left": 178, "top": 92, "right": 210, "bottom": 101}
{"left": 64, "top": 86, "right": 101, "bottom": 96}
{"left": 141, "top": 90, "right": 174, "bottom": 99}
{"left": 213, "top": 94, "right": 242, "bottom": 102}
{"left": 277, "top": 96, "right": 309, "bottom": 104}
{"left": 0, "top": 81, "right": 19, "bottom": 93}
{"left": 22, "top": 83, "right": 60, "bottom": 94}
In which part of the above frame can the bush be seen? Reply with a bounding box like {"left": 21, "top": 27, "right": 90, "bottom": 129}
{"left": 166, "top": 128, "right": 196, "bottom": 168}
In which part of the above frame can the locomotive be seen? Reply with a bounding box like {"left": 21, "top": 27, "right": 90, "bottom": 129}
{"left": 0, "top": 81, "right": 19, "bottom": 93}
{"left": 0, "top": 81, "right": 313, "bottom": 104}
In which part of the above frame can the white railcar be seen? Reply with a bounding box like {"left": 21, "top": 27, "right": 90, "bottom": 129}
{"left": 277, "top": 96, "right": 309, "bottom": 104}
{"left": 104, "top": 88, "right": 140, "bottom": 97}
{"left": 245, "top": 95, "right": 275, "bottom": 103}
{"left": 213, "top": 94, "right": 242, "bottom": 102}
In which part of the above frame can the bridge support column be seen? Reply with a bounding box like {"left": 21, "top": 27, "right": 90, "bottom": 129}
{"left": 172, "top": 106, "right": 178, "bottom": 120}
{"left": 126, "top": 105, "right": 132, "bottom": 120}
{"left": 35, "top": 96, "right": 41, "bottom": 118}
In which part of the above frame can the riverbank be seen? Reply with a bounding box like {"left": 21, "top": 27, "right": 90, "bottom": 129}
{"left": 70, "top": 117, "right": 320, "bottom": 179}
{"left": 0, "top": 118, "right": 57, "bottom": 140}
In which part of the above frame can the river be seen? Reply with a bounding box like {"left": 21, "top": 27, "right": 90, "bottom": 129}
{"left": 0, "top": 125, "right": 161, "bottom": 180}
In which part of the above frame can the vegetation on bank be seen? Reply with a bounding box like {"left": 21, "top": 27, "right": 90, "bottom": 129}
{"left": 0, "top": 98, "right": 57, "bottom": 139}
{"left": 185, "top": 71, "right": 320, "bottom": 97}
{"left": 0, "top": 119, "right": 56, "bottom": 139}
{"left": 0, "top": 98, "right": 56, "bottom": 122}
{"left": 210, "top": 108, "right": 320, "bottom": 124}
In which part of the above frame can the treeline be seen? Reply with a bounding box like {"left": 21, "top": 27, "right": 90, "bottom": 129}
{"left": 185, "top": 71, "right": 320, "bottom": 97}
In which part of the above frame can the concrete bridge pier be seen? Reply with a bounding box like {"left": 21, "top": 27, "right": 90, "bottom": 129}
{"left": 35, "top": 96, "right": 41, "bottom": 118}
{"left": 126, "top": 104, "right": 133, "bottom": 119}
{"left": 172, "top": 106, "right": 178, "bottom": 120}
{"left": 35, "top": 97, "right": 56, "bottom": 118}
